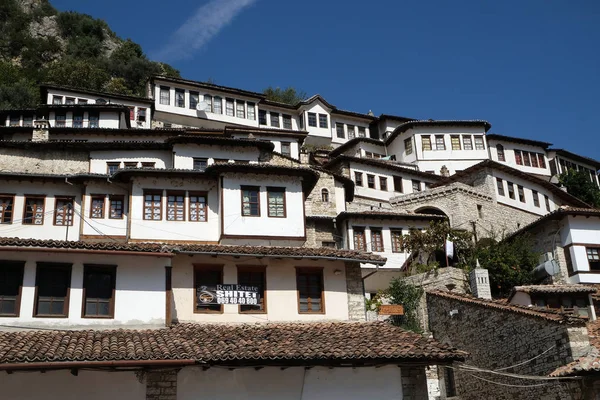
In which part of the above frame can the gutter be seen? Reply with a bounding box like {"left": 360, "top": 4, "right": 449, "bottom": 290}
{"left": 0, "top": 359, "right": 197, "bottom": 371}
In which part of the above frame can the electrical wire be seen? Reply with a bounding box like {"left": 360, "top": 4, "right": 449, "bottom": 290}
{"left": 493, "top": 345, "right": 556, "bottom": 371}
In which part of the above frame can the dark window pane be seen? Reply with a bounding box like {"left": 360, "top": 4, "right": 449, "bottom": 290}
{"left": 51, "top": 300, "right": 64, "bottom": 314}
{"left": 1, "top": 300, "right": 15, "bottom": 314}
{"left": 37, "top": 301, "right": 50, "bottom": 315}
{"left": 86, "top": 302, "right": 97, "bottom": 316}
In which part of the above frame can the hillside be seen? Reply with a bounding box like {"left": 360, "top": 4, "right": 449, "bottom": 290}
{"left": 0, "top": 0, "right": 180, "bottom": 109}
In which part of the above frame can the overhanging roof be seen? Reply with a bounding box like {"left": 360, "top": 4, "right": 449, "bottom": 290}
{"left": 385, "top": 120, "right": 492, "bottom": 145}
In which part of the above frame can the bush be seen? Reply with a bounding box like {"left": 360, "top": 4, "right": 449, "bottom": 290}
{"left": 383, "top": 279, "right": 424, "bottom": 333}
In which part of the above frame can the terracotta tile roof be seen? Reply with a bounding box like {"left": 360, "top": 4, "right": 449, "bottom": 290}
{"left": 0, "top": 322, "right": 466, "bottom": 369}
{"left": 428, "top": 290, "right": 587, "bottom": 325}
{"left": 512, "top": 285, "right": 597, "bottom": 295}
{"left": 550, "top": 318, "right": 600, "bottom": 377}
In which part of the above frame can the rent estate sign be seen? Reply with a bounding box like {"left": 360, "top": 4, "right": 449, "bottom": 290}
{"left": 197, "top": 284, "right": 260, "bottom": 305}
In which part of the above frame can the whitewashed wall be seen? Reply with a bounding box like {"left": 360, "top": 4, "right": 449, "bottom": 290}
{"left": 386, "top": 130, "right": 418, "bottom": 165}
{"left": 334, "top": 181, "right": 347, "bottom": 214}
{"left": 48, "top": 110, "right": 122, "bottom": 129}
{"left": 330, "top": 115, "right": 373, "bottom": 146}
{"left": 487, "top": 139, "right": 551, "bottom": 176}
{"left": 493, "top": 170, "right": 558, "bottom": 216}
{"left": 563, "top": 215, "right": 600, "bottom": 284}
{"left": 299, "top": 101, "right": 332, "bottom": 140}
{"left": 81, "top": 182, "right": 129, "bottom": 238}
{"left": 89, "top": 150, "right": 172, "bottom": 173}
{"left": 173, "top": 144, "right": 260, "bottom": 169}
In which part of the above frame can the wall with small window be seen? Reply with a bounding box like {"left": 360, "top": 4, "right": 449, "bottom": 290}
{"left": 299, "top": 102, "right": 332, "bottom": 139}
{"left": 47, "top": 110, "right": 122, "bottom": 129}
{"left": 89, "top": 150, "right": 171, "bottom": 174}
{"left": 330, "top": 116, "right": 372, "bottom": 146}
{"left": 386, "top": 131, "right": 418, "bottom": 164}
{"left": 227, "top": 133, "right": 301, "bottom": 160}
{"left": 81, "top": 182, "right": 129, "bottom": 238}
{"left": 493, "top": 170, "right": 558, "bottom": 216}
{"left": 562, "top": 215, "right": 600, "bottom": 284}
{"left": 487, "top": 139, "right": 551, "bottom": 177}
{"left": 0, "top": 251, "right": 166, "bottom": 327}
{"left": 171, "top": 254, "right": 349, "bottom": 323}
{"left": 129, "top": 177, "right": 219, "bottom": 242}
{"left": 173, "top": 144, "right": 260, "bottom": 169}
{"left": 257, "top": 107, "right": 299, "bottom": 131}
{"left": 0, "top": 181, "right": 81, "bottom": 241}
{"left": 221, "top": 175, "right": 305, "bottom": 240}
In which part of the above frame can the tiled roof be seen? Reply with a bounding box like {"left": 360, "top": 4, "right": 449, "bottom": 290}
{"left": 512, "top": 285, "right": 597, "bottom": 295}
{"left": 40, "top": 83, "right": 153, "bottom": 103}
{"left": 550, "top": 318, "right": 600, "bottom": 377}
{"left": 166, "top": 135, "right": 275, "bottom": 150}
{"left": 0, "top": 140, "right": 170, "bottom": 151}
{"left": 324, "top": 155, "right": 441, "bottom": 181}
{"left": 385, "top": 120, "right": 492, "bottom": 145}
{"left": 0, "top": 322, "right": 466, "bottom": 369}
{"left": 428, "top": 291, "right": 587, "bottom": 325}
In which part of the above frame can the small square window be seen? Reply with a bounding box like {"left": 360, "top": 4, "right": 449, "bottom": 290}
{"left": 193, "top": 158, "right": 207, "bottom": 171}
{"left": 357, "top": 127, "right": 366, "bottom": 137}
{"left": 107, "top": 162, "right": 120, "bottom": 175}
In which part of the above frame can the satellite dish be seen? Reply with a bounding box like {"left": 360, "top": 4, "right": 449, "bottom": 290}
{"left": 196, "top": 101, "right": 209, "bottom": 112}
{"left": 96, "top": 98, "right": 107, "bottom": 105}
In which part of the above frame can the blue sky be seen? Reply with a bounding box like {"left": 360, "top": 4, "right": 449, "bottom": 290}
{"left": 51, "top": 0, "right": 599, "bottom": 159}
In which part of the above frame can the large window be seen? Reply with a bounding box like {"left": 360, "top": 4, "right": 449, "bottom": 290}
{"left": 474, "top": 136, "right": 485, "bottom": 150}
{"left": 587, "top": 248, "right": 600, "bottom": 271}
{"left": 159, "top": 86, "right": 170, "bottom": 105}
{"left": 371, "top": 229, "right": 384, "bottom": 252}
{"left": 35, "top": 263, "right": 71, "bottom": 317}
{"left": 336, "top": 123, "right": 345, "bottom": 138}
{"left": 422, "top": 136, "right": 432, "bottom": 151}
{"left": 496, "top": 178, "right": 505, "bottom": 196}
{"left": 0, "top": 261, "right": 24, "bottom": 316}
{"left": 367, "top": 174, "right": 375, "bottom": 189}
{"left": 267, "top": 187, "right": 286, "bottom": 218}
{"left": 307, "top": 113, "right": 317, "bottom": 127}
{"left": 54, "top": 197, "right": 74, "bottom": 226}
{"left": 353, "top": 227, "right": 366, "bottom": 251}
{"left": 23, "top": 195, "right": 45, "bottom": 225}
{"left": 109, "top": 195, "right": 124, "bottom": 219}
{"left": 258, "top": 110, "right": 267, "bottom": 125}
{"left": 189, "top": 91, "right": 199, "bottom": 109}
{"left": 236, "top": 101, "right": 245, "bottom": 118}
{"left": 318, "top": 114, "right": 328, "bottom": 129}
{"left": 90, "top": 195, "right": 105, "bottom": 219}
{"left": 379, "top": 177, "right": 388, "bottom": 191}
{"left": 225, "top": 98, "right": 235, "bottom": 116}
{"left": 238, "top": 266, "right": 266, "bottom": 313}
{"left": 517, "top": 185, "right": 525, "bottom": 203}
{"left": 247, "top": 102, "right": 255, "bottom": 120}
{"left": 354, "top": 172, "right": 363, "bottom": 187}
{"left": 167, "top": 191, "right": 185, "bottom": 221}
{"left": 0, "top": 195, "right": 14, "bottom": 224}
{"left": 189, "top": 192, "right": 207, "bottom": 222}
{"left": 143, "top": 190, "right": 162, "bottom": 220}
{"left": 296, "top": 268, "right": 324, "bottom": 314}
{"left": 435, "top": 135, "right": 445, "bottom": 151}
{"left": 175, "top": 89, "right": 185, "bottom": 107}
{"left": 391, "top": 229, "right": 403, "bottom": 253}
{"left": 281, "top": 142, "right": 291, "bottom": 157}
{"left": 83, "top": 265, "right": 116, "bottom": 318}
{"left": 462, "top": 136, "right": 473, "bottom": 150}
{"left": 283, "top": 114, "right": 292, "bottom": 129}
{"left": 194, "top": 265, "right": 223, "bottom": 313}
{"left": 270, "top": 112, "right": 280, "bottom": 128}
{"left": 242, "top": 186, "right": 260, "bottom": 216}
{"left": 507, "top": 182, "right": 515, "bottom": 199}
{"left": 451, "top": 136, "right": 461, "bottom": 150}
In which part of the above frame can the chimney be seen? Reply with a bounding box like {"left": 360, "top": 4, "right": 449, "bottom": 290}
{"left": 299, "top": 149, "right": 310, "bottom": 164}
{"left": 32, "top": 119, "right": 50, "bottom": 142}
{"left": 440, "top": 165, "right": 450, "bottom": 177}
{"left": 469, "top": 260, "right": 491, "bottom": 299}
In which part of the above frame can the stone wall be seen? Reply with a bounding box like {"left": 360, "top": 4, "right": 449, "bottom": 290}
{"left": 146, "top": 369, "right": 178, "bottom": 400}
{"left": 304, "top": 219, "right": 338, "bottom": 248}
{"left": 522, "top": 219, "right": 570, "bottom": 284}
{"left": 345, "top": 262, "right": 366, "bottom": 321}
{"left": 427, "top": 293, "right": 590, "bottom": 400}
{"left": 304, "top": 169, "right": 341, "bottom": 217}
{"left": 0, "top": 148, "right": 89, "bottom": 174}
{"left": 346, "top": 195, "right": 394, "bottom": 212}
{"left": 401, "top": 366, "right": 429, "bottom": 400}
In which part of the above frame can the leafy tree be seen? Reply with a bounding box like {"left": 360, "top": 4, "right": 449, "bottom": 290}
{"left": 103, "top": 77, "right": 133, "bottom": 96}
{"left": 383, "top": 279, "right": 424, "bottom": 333}
{"left": 559, "top": 169, "right": 600, "bottom": 208}
{"left": 263, "top": 86, "right": 307, "bottom": 105}
{"left": 57, "top": 12, "right": 107, "bottom": 41}
{"left": 0, "top": 62, "right": 38, "bottom": 108}
{"left": 46, "top": 58, "right": 110, "bottom": 91}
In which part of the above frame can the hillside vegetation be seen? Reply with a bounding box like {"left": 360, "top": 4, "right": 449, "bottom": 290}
{"left": 0, "top": 0, "right": 180, "bottom": 109}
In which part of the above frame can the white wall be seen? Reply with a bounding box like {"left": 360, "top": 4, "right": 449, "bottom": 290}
{"left": 493, "top": 170, "right": 558, "bottom": 216}
{"left": 299, "top": 101, "right": 332, "bottom": 139}
{"left": 0, "top": 251, "right": 166, "bottom": 328}
{"left": 258, "top": 106, "right": 300, "bottom": 131}
{"left": 0, "top": 370, "right": 145, "bottom": 400}
{"left": 563, "top": 215, "right": 600, "bottom": 284}
{"left": 334, "top": 180, "right": 347, "bottom": 214}
{"left": 178, "top": 365, "right": 404, "bottom": 400}
{"left": 82, "top": 182, "right": 129, "bottom": 238}
{"left": 173, "top": 144, "right": 260, "bottom": 169}
{"left": 221, "top": 175, "right": 305, "bottom": 239}
{"left": 386, "top": 130, "right": 417, "bottom": 165}
{"left": 487, "top": 139, "right": 550, "bottom": 176}
{"left": 330, "top": 115, "right": 373, "bottom": 146}
{"left": 90, "top": 150, "right": 172, "bottom": 173}
{"left": 228, "top": 133, "right": 301, "bottom": 160}
{"left": 172, "top": 255, "right": 349, "bottom": 323}
{"left": 48, "top": 110, "right": 122, "bottom": 129}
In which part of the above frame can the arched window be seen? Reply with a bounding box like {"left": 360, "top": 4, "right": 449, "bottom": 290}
{"left": 496, "top": 144, "right": 505, "bottom": 162}
{"left": 321, "top": 188, "right": 329, "bottom": 203}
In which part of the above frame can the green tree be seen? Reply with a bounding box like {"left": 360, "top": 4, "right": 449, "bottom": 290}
{"left": 0, "top": 62, "right": 38, "bottom": 108}
{"left": 263, "top": 86, "right": 307, "bottom": 105}
{"left": 46, "top": 58, "right": 110, "bottom": 91}
{"left": 103, "top": 77, "right": 133, "bottom": 96}
{"left": 559, "top": 169, "right": 600, "bottom": 208}
{"left": 383, "top": 279, "right": 424, "bottom": 333}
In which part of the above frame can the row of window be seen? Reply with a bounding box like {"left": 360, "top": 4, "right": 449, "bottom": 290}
{"left": 307, "top": 113, "right": 329, "bottom": 129}
{"left": 336, "top": 123, "right": 367, "bottom": 140}
{"left": 0, "top": 262, "right": 114, "bottom": 318}
{"left": 89, "top": 195, "right": 126, "bottom": 219}
{"left": 54, "top": 112, "right": 100, "bottom": 128}
{"left": 404, "top": 135, "right": 485, "bottom": 154}
{"left": 52, "top": 96, "right": 90, "bottom": 105}
{"left": 513, "top": 149, "right": 546, "bottom": 169}
{"left": 107, "top": 161, "right": 157, "bottom": 174}
{"left": 587, "top": 248, "right": 600, "bottom": 271}
{"left": 127, "top": 107, "right": 148, "bottom": 123}
{"left": 495, "top": 178, "right": 550, "bottom": 211}
{"left": 5, "top": 115, "right": 35, "bottom": 127}
{"left": 363, "top": 151, "right": 385, "bottom": 159}
{"left": 353, "top": 227, "right": 404, "bottom": 253}
{"left": 354, "top": 172, "right": 421, "bottom": 193}
{"left": 195, "top": 265, "right": 324, "bottom": 314}
{"left": 143, "top": 190, "right": 208, "bottom": 222}
{"left": 557, "top": 159, "right": 597, "bottom": 183}
{"left": 258, "top": 110, "right": 293, "bottom": 129}
{"left": 0, "top": 195, "right": 74, "bottom": 226}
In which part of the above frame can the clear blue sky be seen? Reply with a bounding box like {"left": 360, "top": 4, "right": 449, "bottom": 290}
{"left": 51, "top": 0, "right": 599, "bottom": 160}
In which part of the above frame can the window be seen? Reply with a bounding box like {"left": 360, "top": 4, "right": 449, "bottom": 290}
{"left": 0, "top": 261, "right": 24, "bottom": 316}
{"left": 435, "top": 135, "right": 446, "bottom": 151}
{"left": 225, "top": 98, "right": 235, "bottom": 116}
{"left": 299, "top": 114, "right": 304, "bottom": 129}
{"left": 109, "top": 195, "right": 124, "bottom": 219}
{"left": 517, "top": 185, "right": 525, "bottom": 203}
{"left": 0, "top": 195, "right": 14, "bottom": 224}
{"left": 54, "top": 197, "right": 74, "bottom": 226}
{"left": 9, "top": 115, "right": 20, "bottom": 126}
{"left": 282, "top": 114, "right": 292, "bottom": 129}
{"left": 587, "top": 248, "right": 600, "bottom": 271}
{"left": 270, "top": 112, "right": 280, "bottom": 128}
{"left": 354, "top": 172, "right": 363, "bottom": 186}
{"left": 393, "top": 176, "right": 403, "bottom": 193}
{"left": 446, "top": 135, "right": 460, "bottom": 151}
{"left": 296, "top": 268, "right": 324, "bottom": 313}
{"left": 515, "top": 150, "right": 523, "bottom": 165}
{"left": 507, "top": 182, "right": 515, "bottom": 199}
{"left": 52, "top": 95, "right": 62, "bottom": 105}
{"left": 83, "top": 265, "right": 116, "bottom": 318}
{"left": 23, "top": 195, "right": 45, "bottom": 225}
{"left": 496, "top": 178, "right": 505, "bottom": 196}
{"left": 166, "top": 191, "right": 185, "bottom": 221}
{"left": 336, "top": 123, "right": 345, "bottom": 138}
{"left": 89, "top": 112, "right": 99, "bottom": 128}
{"left": 143, "top": 190, "right": 162, "bottom": 220}
{"left": 213, "top": 97, "right": 222, "bottom": 114}
{"left": 35, "top": 263, "right": 71, "bottom": 317}
{"left": 193, "top": 158, "right": 207, "bottom": 171}
{"left": 495, "top": 144, "right": 505, "bottom": 161}
{"left": 55, "top": 113, "right": 66, "bottom": 127}
{"left": 141, "top": 162, "right": 155, "bottom": 168}
{"left": 422, "top": 136, "right": 432, "bottom": 151}
{"left": 308, "top": 113, "right": 317, "bottom": 127}
{"left": 281, "top": 142, "right": 291, "bottom": 157}
{"left": 523, "top": 152, "right": 531, "bottom": 167}
{"left": 138, "top": 108, "right": 147, "bottom": 122}
{"left": 371, "top": 229, "right": 384, "bottom": 252}
{"left": 367, "top": 174, "right": 375, "bottom": 189}
{"left": 189, "top": 91, "right": 199, "bottom": 109}
{"left": 238, "top": 266, "right": 266, "bottom": 313}
{"left": 545, "top": 195, "right": 550, "bottom": 211}
{"left": 531, "top": 153, "right": 539, "bottom": 168}
{"left": 532, "top": 190, "right": 540, "bottom": 207}
{"left": 347, "top": 125, "right": 355, "bottom": 140}
{"left": 391, "top": 230, "right": 403, "bottom": 253}
{"left": 267, "top": 187, "right": 285, "bottom": 218}
{"left": 412, "top": 180, "right": 421, "bottom": 192}
{"left": 242, "top": 186, "right": 260, "bottom": 216}
{"left": 444, "top": 367, "right": 457, "bottom": 398}
{"left": 353, "top": 227, "right": 366, "bottom": 251}
{"left": 159, "top": 86, "right": 170, "bottom": 105}
{"left": 203, "top": 95, "right": 212, "bottom": 112}
{"left": 379, "top": 176, "right": 388, "bottom": 191}
{"left": 124, "top": 162, "right": 138, "bottom": 169}
{"left": 538, "top": 154, "right": 546, "bottom": 168}
{"left": 258, "top": 110, "right": 267, "bottom": 125}
{"left": 107, "top": 162, "right": 120, "bottom": 174}
{"left": 321, "top": 188, "right": 329, "bottom": 203}
{"left": 463, "top": 136, "right": 473, "bottom": 150}
{"left": 194, "top": 265, "right": 223, "bottom": 313}
{"left": 318, "top": 114, "right": 328, "bottom": 128}
{"left": 23, "top": 116, "right": 33, "bottom": 127}
{"left": 72, "top": 112, "right": 83, "bottom": 128}
{"left": 78, "top": 99, "right": 87, "bottom": 105}
{"left": 236, "top": 101, "right": 245, "bottom": 118}
{"left": 247, "top": 102, "right": 255, "bottom": 120}
{"left": 474, "top": 136, "right": 485, "bottom": 150}
{"left": 404, "top": 138, "right": 413, "bottom": 155}
{"left": 90, "top": 195, "right": 105, "bottom": 218}
{"left": 65, "top": 97, "right": 75, "bottom": 105}
{"left": 189, "top": 192, "right": 207, "bottom": 222}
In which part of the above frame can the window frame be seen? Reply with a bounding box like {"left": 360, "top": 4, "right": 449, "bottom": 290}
{"left": 367, "top": 174, "right": 376, "bottom": 189}
{"left": 175, "top": 89, "right": 185, "bottom": 108}
{"left": 357, "top": 126, "right": 366, "bottom": 138}
{"left": 225, "top": 98, "right": 235, "bottom": 116}
{"left": 336, "top": 123, "right": 345, "bottom": 139}
{"left": 354, "top": 172, "right": 363, "bottom": 187}
{"left": 474, "top": 136, "right": 485, "bottom": 150}
{"left": 451, "top": 136, "right": 461, "bottom": 151}
{"left": 236, "top": 101, "right": 246, "bottom": 119}
{"left": 143, "top": 190, "right": 163, "bottom": 221}
{"left": 295, "top": 267, "right": 325, "bottom": 314}
{"left": 159, "top": 86, "right": 170, "bottom": 105}
{"left": 318, "top": 114, "right": 328, "bottom": 129}
{"left": 496, "top": 178, "right": 505, "bottom": 196}
{"left": 412, "top": 180, "right": 421, "bottom": 192}
{"left": 166, "top": 191, "right": 186, "bottom": 222}
{"left": 307, "top": 112, "right": 317, "bottom": 127}
{"left": 515, "top": 150, "right": 523, "bottom": 165}
{"left": 23, "top": 195, "right": 45, "bottom": 225}
{"left": 34, "top": 262, "right": 71, "bottom": 318}
{"left": 379, "top": 176, "right": 388, "bottom": 191}
{"left": 321, "top": 188, "right": 329, "bottom": 203}
{"left": 422, "top": 136, "right": 432, "bottom": 151}
{"left": 282, "top": 114, "right": 292, "bottom": 129}
{"left": 545, "top": 195, "right": 551, "bottom": 212}
{"left": 267, "top": 187, "right": 286, "bottom": 218}
{"left": 0, "top": 194, "right": 15, "bottom": 224}
{"left": 517, "top": 185, "right": 526, "bottom": 203}
{"left": 73, "top": 112, "right": 84, "bottom": 128}
{"left": 391, "top": 229, "right": 403, "bottom": 253}
{"left": 247, "top": 102, "right": 255, "bottom": 120}
{"left": 346, "top": 125, "right": 355, "bottom": 140}
{"left": 462, "top": 136, "right": 473, "bottom": 150}
{"left": 270, "top": 112, "right": 280, "bottom": 128}
{"left": 404, "top": 138, "right": 413, "bottom": 155}
{"left": 258, "top": 109, "right": 267, "bottom": 125}
{"left": 193, "top": 264, "right": 224, "bottom": 314}
{"left": 189, "top": 91, "right": 199, "bottom": 109}
{"left": 280, "top": 142, "right": 291, "bottom": 157}
{"left": 371, "top": 228, "right": 384, "bottom": 252}
{"left": 193, "top": 158, "right": 208, "bottom": 171}
{"left": 55, "top": 113, "right": 66, "bottom": 127}
{"left": 393, "top": 176, "right": 403, "bottom": 193}
{"left": 241, "top": 186, "right": 261, "bottom": 217}
{"left": 90, "top": 194, "right": 105, "bottom": 219}
{"left": 107, "top": 162, "right": 120, "bottom": 174}
{"left": 587, "top": 247, "right": 600, "bottom": 271}
{"left": 188, "top": 192, "right": 208, "bottom": 222}
{"left": 496, "top": 144, "right": 505, "bottom": 161}
{"left": 507, "top": 182, "right": 515, "bottom": 199}
{"left": 353, "top": 227, "right": 366, "bottom": 251}
{"left": 435, "top": 135, "right": 446, "bottom": 151}
{"left": 53, "top": 197, "right": 75, "bottom": 227}
{"left": 532, "top": 190, "right": 540, "bottom": 207}
{"left": 237, "top": 265, "right": 267, "bottom": 314}
{"left": 109, "top": 195, "right": 125, "bottom": 219}
{"left": 0, "top": 261, "right": 25, "bottom": 317}
{"left": 81, "top": 264, "right": 116, "bottom": 319}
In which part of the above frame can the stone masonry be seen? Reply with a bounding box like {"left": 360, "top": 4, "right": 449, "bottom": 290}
{"left": 145, "top": 369, "right": 178, "bottom": 400}
{"left": 304, "top": 218, "right": 337, "bottom": 248}
{"left": 0, "top": 148, "right": 89, "bottom": 174}
{"left": 345, "top": 262, "right": 366, "bottom": 321}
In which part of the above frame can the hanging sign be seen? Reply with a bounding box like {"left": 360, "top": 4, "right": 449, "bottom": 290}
{"left": 379, "top": 304, "right": 405, "bottom": 315}
{"left": 197, "top": 284, "right": 260, "bottom": 305}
